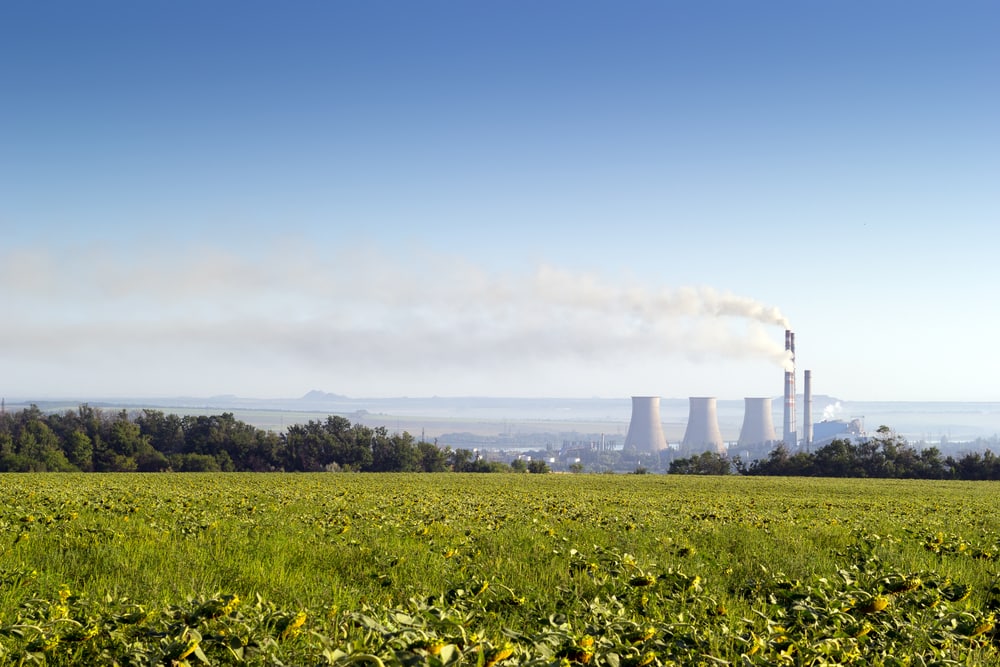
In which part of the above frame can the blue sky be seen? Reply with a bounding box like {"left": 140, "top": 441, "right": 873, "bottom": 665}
{"left": 2, "top": 1, "right": 998, "bottom": 401}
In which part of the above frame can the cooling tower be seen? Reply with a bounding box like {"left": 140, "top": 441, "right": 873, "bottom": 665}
{"left": 738, "top": 397, "right": 777, "bottom": 447}
{"left": 803, "top": 369, "right": 813, "bottom": 447}
{"left": 681, "top": 397, "right": 726, "bottom": 455}
{"left": 783, "top": 330, "right": 797, "bottom": 446}
{"left": 623, "top": 396, "right": 668, "bottom": 452}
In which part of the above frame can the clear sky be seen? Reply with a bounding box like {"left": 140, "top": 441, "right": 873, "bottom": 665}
{"left": 2, "top": 1, "right": 998, "bottom": 402}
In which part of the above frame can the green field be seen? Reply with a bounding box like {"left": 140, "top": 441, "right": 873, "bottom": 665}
{"left": 0, "top": 473, "right": 998, "bottom": 665}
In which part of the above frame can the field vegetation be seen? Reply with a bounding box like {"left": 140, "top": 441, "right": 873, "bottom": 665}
{"left": 0, "top": 473, "right": 998, "bottom": 664}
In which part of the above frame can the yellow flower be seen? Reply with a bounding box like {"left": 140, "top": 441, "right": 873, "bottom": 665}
{"left": 485, "top": 645, "right": 515, "bottom": 667}
{"left": 279, "top": 611, "right": 307, "bottom": 639}
{"left": 971, "top": 621, "right": 994, "bottom": 637}
{"left": 858, "top": 597, "right": 889, "bottom": 614}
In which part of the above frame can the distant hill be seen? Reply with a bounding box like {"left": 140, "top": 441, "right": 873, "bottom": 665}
{"left": 300, "top": 390, "right": 349, "bottom": 402}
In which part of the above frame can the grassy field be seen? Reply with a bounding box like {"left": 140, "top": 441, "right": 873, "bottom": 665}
{"left": 0, "top": 473, "right": 998, "bottom": 665}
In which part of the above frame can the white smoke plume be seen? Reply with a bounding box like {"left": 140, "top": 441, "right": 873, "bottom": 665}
{"left": 1, "top": 243, "right": 793, "bottom": 392}
{"left": 822, "top": 401, "right": 844, "bottom": 421}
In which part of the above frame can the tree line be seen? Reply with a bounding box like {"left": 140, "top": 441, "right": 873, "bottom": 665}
{"left": 5, "top": 405, "right": 1000, "bottom": 479}
{"left": 0, "top": 405, "right": 551, "bottom": 473}
{"left": 669, "top": 426, "right": 1000, "bottom": 480}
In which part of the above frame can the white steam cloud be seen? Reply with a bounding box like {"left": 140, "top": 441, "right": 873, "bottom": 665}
{"left": 1, "top": 243, "right": 793, "bottom": 393}
{"left": 822, "top": 401, "right": 844, "bottom": 421}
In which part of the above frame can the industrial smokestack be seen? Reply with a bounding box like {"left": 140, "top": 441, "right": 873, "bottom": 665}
{"left": 803, "top": 369, "right": 813, "bottom": 447}
{"left": 738, "top": 397, "right": 777, "bottom": 447}
{"left": 783, "top": 329, "right": 797, "bottom": 446}
{"left": 682, "top": 397, "right": 726, "bottom": 455}
{"left": 624, "top": 396, "right": 668, "bottom": 452}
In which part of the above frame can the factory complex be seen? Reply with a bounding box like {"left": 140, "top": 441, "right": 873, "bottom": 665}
{"left": 623, "top": 330, "right": 858, "bottom": 456}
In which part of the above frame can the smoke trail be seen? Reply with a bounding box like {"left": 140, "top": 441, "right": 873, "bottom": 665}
{"left": 1, "top": 244, "right": 794, "bottom": 385}
{"left": 527, "top": 266, "right": 792, "bottom": 365}
{"left": 532, "top": 266, "right": 789, "bottom": 327}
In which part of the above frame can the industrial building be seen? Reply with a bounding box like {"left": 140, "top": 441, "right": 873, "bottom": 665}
{"left": 623, "top": 329, "right": 822, "bottom": 456}
{"left": 811, "top": 418, "right": 864, "bottom": 447}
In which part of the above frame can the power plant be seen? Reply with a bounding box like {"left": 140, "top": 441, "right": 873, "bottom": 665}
{"left": 681, "top": 397, "right": 725, "bottom": 454}
{"left": 623, "top": 328, "right": 814, "bottom": 455}
{"left": 623, "top": 396, "right": 669, "bottom": 453}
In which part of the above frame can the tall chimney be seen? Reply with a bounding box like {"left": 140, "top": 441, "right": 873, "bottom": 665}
{"left": 682, "top": 397, "right": 726, "bottom": 455}
{"left": 739, "top": 397, "right": 777, "bottom": 447}
{"left": 623, "top": 396, "right": 668, "bottom": 452}
{"left": 803, "top": 369, "right": 813, "bottom": 448}
{"left": 783, "top": 329, "right": 797, "bottom": 446}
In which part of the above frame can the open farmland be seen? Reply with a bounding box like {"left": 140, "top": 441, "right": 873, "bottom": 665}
{"left": 0, "top": 474, "right": 998, "bottom": 665}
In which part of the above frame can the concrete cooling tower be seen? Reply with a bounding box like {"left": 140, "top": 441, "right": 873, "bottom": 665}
{"left": 738, "top": 397, "right": 777, "bottom": 447}
{"left": 623, "top": 396, "right": 668, "bottom": 452}
{"left": 681, "top": 397, "right": 726, "bottom": 455}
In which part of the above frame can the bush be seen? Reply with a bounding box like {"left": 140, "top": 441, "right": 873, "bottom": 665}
{"left": 527, "top": 460, "right": 550, "bottom": 474}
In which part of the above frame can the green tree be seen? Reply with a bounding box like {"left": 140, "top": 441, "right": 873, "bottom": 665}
{"left": 283, "top": 422, "right": 335, "bottom": 471}
{"left": 136, "top": 410, "right": 186, "bottom": 454}
{"left": 65, "top": 430, "right": 94, "bottom": 471}
{"left": 668, "top": 451, "right": 730, "bottom": 475}
{"left": 449, "top": 449, "right": 476, "bottom": 472}
{"left": 170, "top": 453, "right": 222, "bottom": 472}
{"left": 16, "top": 420, "right": 59, "bottom": 460}
{"left": 334, "top": 424, "right": 374, "bottom": 470}
{"left": 417, "top": 441, "right": 449, "bottom": 472}
{"left": 136, "top": 449, "right": 171, "bottom": 472}
{"left": 0, "top": 432, "right": 13, "bottom": 458}
{"left": 99, "top": 411, "right": 153, "bottom": 471}
{"left": 471, "top": 460, "right": 511, "bottom": 472}
{"left": 11, "top": 419, "right": 75, "bottom": 471}
{"left": 527, "top": 459, "right": 550, "bottom": 474}
{"left": 916, "top": 446, "right": 949, "bottom": 479}
{"left": 745, "top": 444, "right": 814, "bottom": 476}
{"left": 181, "top": 413, "right": 261, "bottom": 469}
{"left": 812, "top": 439, "right": 861, "bottom": 477}
{"left": 369, "top": 429, "right": 419, "bottom": 472}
